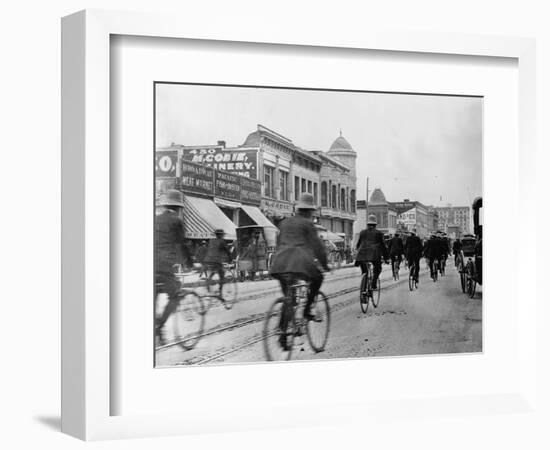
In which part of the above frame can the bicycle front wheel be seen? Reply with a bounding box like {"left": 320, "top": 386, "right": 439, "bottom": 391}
{"left": 372, "top": 278, "right": 381, "bottom": 308}
{"left": 306, "top": 291, "right": 330, "bottom": 353}
{"left": 172, "top": 292, "right": 206, "bottom": 350}
{"left": 263, "top": 298, "right": 294, "bottom": 361}
{"left": 360, "top": 273, "right": 369, "bottom": 314}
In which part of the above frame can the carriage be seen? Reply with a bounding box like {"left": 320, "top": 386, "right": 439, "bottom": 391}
{"left": 234, "top": 225, "right": 278, "bottom": 281}
{"left": 457, "top": 197, "right": 482, "bottom": 297}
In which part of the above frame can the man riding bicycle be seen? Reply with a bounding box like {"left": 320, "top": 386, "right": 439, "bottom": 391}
{"left": 355, "top": 214, "right": 389, "bottom": 290}
{"left": 388, "top": 232, "right": 405, "bottom": 272}
{"left": 155, "top": 189, "right": 192, "bottom": 344}
{"left": 269, "top": 193, "right": 329, "bottom": 350}
{"left": 404, "top": 228, "right": 423, "bottom": 283}
{"left": 204, "top": 228, "right": 233, "bottom": 292}
{"left": 423, "top": 232, "right": 440, "bottom": 280}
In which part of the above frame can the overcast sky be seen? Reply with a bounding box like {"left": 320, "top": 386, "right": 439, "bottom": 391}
{"left": 156, "top": 83, "right": 482, "bottom": 207}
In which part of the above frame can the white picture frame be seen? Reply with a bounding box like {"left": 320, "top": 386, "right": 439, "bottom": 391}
{"left": 61, "top": 9, "right": 537, "bottom": 441}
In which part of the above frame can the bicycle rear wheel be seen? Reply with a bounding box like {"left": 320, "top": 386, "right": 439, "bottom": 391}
{"left": 360, "top": 273, "right": 369, "bottom": 314}
{"left": 172, "top": 292, "right": 206, "bottom": 350}
{"left": 263, "top": 298, "right": 294, "bottom": 361}
{"left": 372, "top": 278, "right": 381, "bottom": 308}
{"left": 306, "top": 291, "right": 330, "bottom": 353}
{"left": 408, "top": 265, "right": 415, "bottom": 291}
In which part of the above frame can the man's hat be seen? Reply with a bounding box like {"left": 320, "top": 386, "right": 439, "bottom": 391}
{"left": 296, "top": 193, "right": 317, "bottom": 210}
{"left": 367, "top": 214, "right": 377, "bottom": 225}
{"left": 214, "top": 229, "right": 225, "bottom": 235}
{"left": 157, "top": 189, "right": 185, "bottom": 208}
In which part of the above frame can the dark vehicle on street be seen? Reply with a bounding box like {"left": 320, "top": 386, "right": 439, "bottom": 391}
{"left": 463, "top": 197, "right": 482, "bottom": 297}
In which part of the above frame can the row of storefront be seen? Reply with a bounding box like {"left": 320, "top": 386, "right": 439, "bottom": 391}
{"left": 157, "top": 124, "right": 358, "bottom": 245}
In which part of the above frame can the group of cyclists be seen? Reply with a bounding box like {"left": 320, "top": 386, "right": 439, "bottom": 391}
{"left": 155, "top": 189, "right": 458, "bottom": 351}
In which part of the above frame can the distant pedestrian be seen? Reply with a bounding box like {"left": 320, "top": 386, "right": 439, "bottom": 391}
{"left": 196, "top": 240, "right": 208, "bottom": 278}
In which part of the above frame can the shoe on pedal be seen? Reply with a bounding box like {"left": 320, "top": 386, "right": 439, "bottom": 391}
{"left": 304, "top": 310, "right": 321, "bottom": 322}
{"left": 278, "top": 332, "right": 290, "bottom": 351}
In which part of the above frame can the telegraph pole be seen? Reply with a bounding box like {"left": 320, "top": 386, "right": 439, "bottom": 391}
{"left": 365, "top": 177, "right": 370, "bottom": 224}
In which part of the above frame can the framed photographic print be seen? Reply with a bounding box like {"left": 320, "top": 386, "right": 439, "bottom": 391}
{"left": 62, "top": 9, "right": 537, "bottom": 441}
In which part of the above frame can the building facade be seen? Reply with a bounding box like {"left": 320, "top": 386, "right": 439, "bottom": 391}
{"left": 158, "top": 125, "right": 358, "bottom": 243}
{"left": 391, "top": 200, "right": 432, "bottom": 239}
{"left": 310, "top": 133, "right": 357, "bottom": 241}
{"left": 435, "top": 205, "right": 471, "bottom": 235}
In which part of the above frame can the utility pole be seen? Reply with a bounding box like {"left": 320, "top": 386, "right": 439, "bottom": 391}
{"left": 365, "top": 177, "right": 370, "bottom": 225}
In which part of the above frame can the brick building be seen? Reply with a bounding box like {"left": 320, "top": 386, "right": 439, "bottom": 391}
{"left": 434, "top": 205, "right": 471, "bottom": 235}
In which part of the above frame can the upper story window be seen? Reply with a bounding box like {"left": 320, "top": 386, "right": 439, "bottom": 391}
{"left": 264, "top": 165, "right": 275, "bottom": 199}
{"left": 321, "top": 182, "right": 328, "bottom": 207}
{"left": 279, "top": 170, "right": 289, "bottom": 201}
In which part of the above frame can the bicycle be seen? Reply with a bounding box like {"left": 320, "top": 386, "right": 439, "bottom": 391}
{"left": 204, "top": 262, "right": 238, "bottom": 310}
{"left": 408, "top": 261, "right": 418, "bottom": 291}
{"left": 263, "top": 276, "right": 330, "bottom": 361}
{"left": 391, "top": 255, "right": 401, "bottom": 281}
{"left": 155, "top": 271, "right": 206, "bottom": 350}
{"left": 359, "top": 262, "right": 381, "bottom": 314}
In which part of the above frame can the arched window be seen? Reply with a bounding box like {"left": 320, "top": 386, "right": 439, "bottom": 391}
{"left": 331, "top": 185, "right": 337, "bottom": 209}
{"left": 321, "top": 182, "right": 328, "bottom": 207}
{"left": 350, "top": 190, "right": 356, "bottom": 212}
{"left": 340, "top": 188, "right": 346, "bottom": 210}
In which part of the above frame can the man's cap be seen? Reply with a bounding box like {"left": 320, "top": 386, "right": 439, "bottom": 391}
{"left": 295, "top": 193, "right": 317, "bottom": 210}
{"left": 157, "top": 189, "right": 185, "bottom": 208}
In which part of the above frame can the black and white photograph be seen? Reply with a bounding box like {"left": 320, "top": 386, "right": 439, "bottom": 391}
{"left": 154, "top": 82, "right": 483, "bottom": 367}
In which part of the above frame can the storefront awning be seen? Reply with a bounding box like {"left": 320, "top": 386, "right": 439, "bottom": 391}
{"left": 241, "top": 205, "right": 276, "bottom": 229}
{"left": 318, "top": 230, "right": 345, "bottom": 242}
{"left": 182, "top": 195, "right": 237, "bottom": 240}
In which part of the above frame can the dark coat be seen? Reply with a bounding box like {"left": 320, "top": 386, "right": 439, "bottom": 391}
{"left": 195, "top": 245, "right": 207, "bottom": 263}
{"left": 404, "top": 234, "right": 423, "bottom": 259}
{"left": 355, "top": 228, "right": 388, "bottom": 263}
{"left": 204, "top": 237, "right": 232, "bottom": 264}
{"left": 388, "top": 236, "right": 404, "bottom": 257}
{"left": 423, "top": 237, "right": 440, "bottom": 259}
{"left": 155, "top": 209, "right": 189, "bottom": 271}
{"left": 269, "top": 215, "right": 328, "bottom": 279}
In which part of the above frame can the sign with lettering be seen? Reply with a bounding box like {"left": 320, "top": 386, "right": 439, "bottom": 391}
{"left": 155, "top": 151, "right": 177, "bottom": 178}
{"left": 179, "top": 160, "right": 215, "bottom": 196}
{"left": 214, "top": 171, "right": 241, "bottom": 201}
{"left": 240, "top": 177, "right": 262, "bottom": 204}
{"left": 261, "top": 199, "right": 294, "bottom": 215}
{"left": 182, "top": 147, "right": 258, "bottom": 179}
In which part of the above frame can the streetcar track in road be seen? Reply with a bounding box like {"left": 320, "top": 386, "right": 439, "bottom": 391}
{"left": 162, "top": 269, "right": 431, "bottom": 365}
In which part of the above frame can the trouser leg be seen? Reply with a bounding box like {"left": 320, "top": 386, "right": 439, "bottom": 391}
{"left": 156, "top": 272, "right": 181, "bottom": 329}
{"left": 278, "top": 276, "right": 295, "bottom": 332}
{"left": 304, "top": 272, "right": 324, "bottom": 314}
{"left": 372, "top": 261, "right": 382, "bottom": 283}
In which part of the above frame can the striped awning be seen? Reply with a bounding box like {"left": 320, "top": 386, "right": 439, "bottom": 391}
{"left": 182, "top": 195, "right": 237, "bottom": 240}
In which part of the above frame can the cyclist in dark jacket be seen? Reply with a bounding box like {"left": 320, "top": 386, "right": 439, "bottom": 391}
{"left": 404, "top": 229, "right": 423, "bottom": 282}
{"left": 423, "top": 233, "right": 440, "bottom": 280}
{"left": 204, "top": 229, "right": 232, "bottom": 290}
{"left": 355, "top": 214, "right": 389, "bottom": 289}
{"left": 270, "top": 193, "right": 329, "bottom": 350}
{"left": 388, "top": 232, "right": 405, "bottom": 270}
{"left": 155, "top": 189, "right": 192, "bottom": 343}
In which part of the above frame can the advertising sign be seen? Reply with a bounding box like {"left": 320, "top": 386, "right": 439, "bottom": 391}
{"left": 182, "top": 147, "right": 258, "bottom": 179}
{"left": 240, "top": 177, "right": 262, "bottom": 204}
{"left": 155, "top": 151, "right": 177, "bottom": 178}
{"left": 179, "top": 160, "right": 215, "bottom": 196}
{"left": 214, "top": 171, "right": 241, "bottom": 201}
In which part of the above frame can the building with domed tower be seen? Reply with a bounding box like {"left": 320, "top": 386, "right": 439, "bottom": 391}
{"left": 354, "top": 187, "right": 398, "bottom": 239}
{"left": 309, "top": 131, "right": 357, "bottom": 243}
